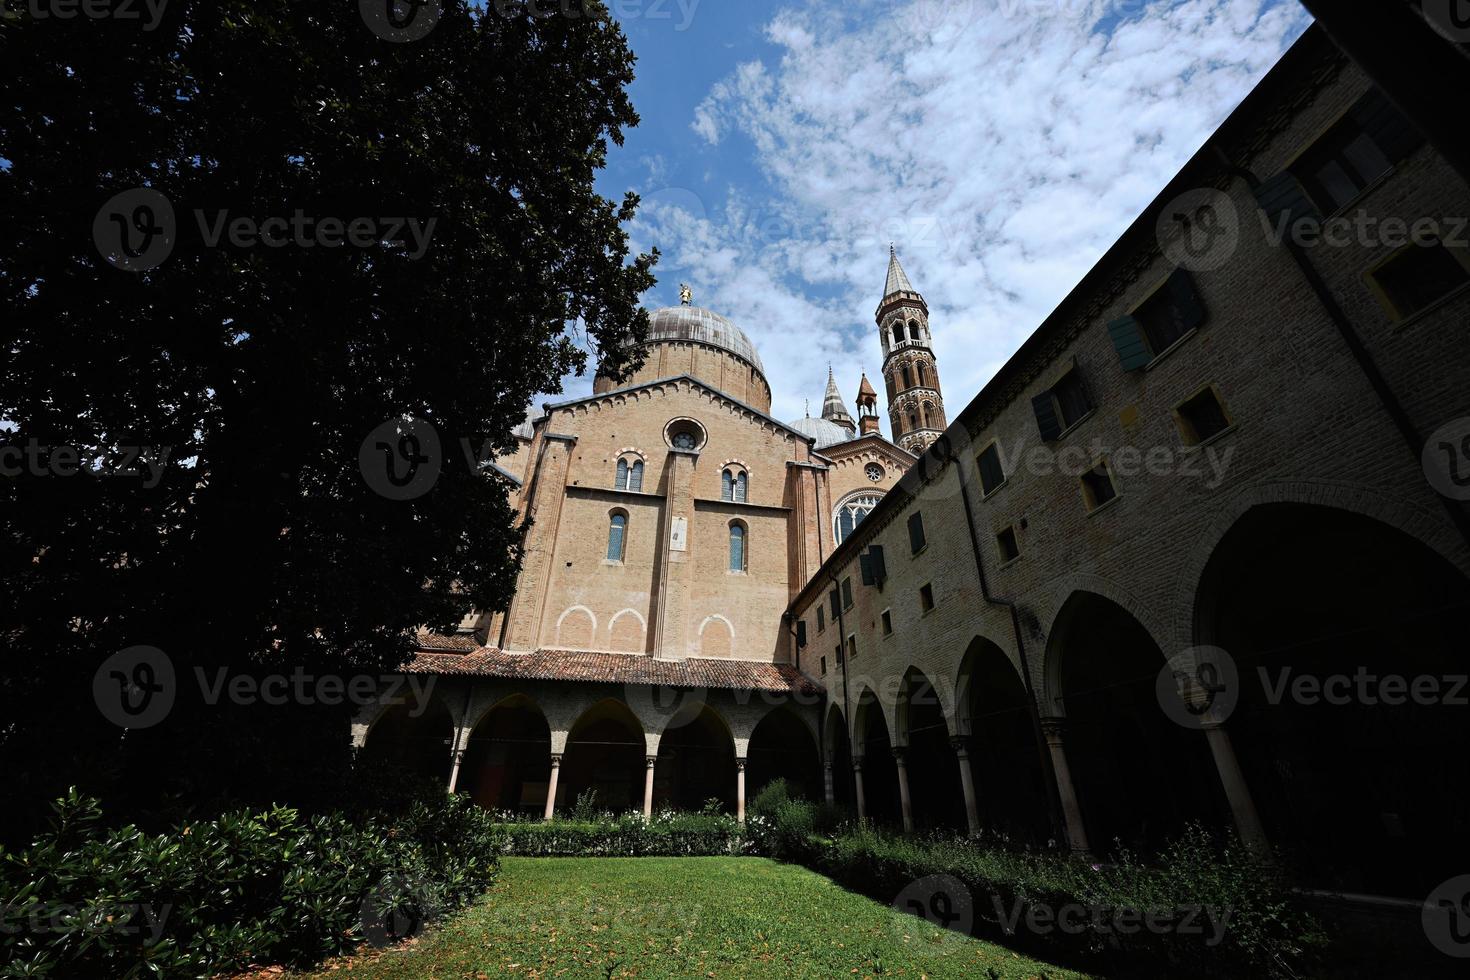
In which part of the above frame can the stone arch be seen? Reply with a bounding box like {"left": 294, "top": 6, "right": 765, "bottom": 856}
{"left": 654, "top": 700, "right": 737, "bottom": 811}
{"left": 358, "top": 693, "right": 456, "bottom": 785}
{"left": 1040, "top": 576, "right": 1164, "bottom": 714}
{"left": 458, "top": 693, "right": 552, "bottom": 814}
{"left": 853, "top": 684, "right": 900, "bottom": 825}
{"left": 561, "top": 697, "right": 647, "bottom": 813}
{"left": 823, "top": 701, "right": 854, "bottom": 808}
{"left": 698, "top": 614, "right": 734, "bottom": 658}
{"left": 898, "top": 666, "right": 965, "bottom": 830}
{"left": 607, "top": 608, "right": 646, "bottom": 653}
{"left": 746, "top": 703, "right": 822, "bottom": 801}
{"left": 355, "top": 679, "right": 461, "bottom": 741}
{"left": 1175, "top": 480, "right": 1470, "bottom": 650}
{"left": 554, "top": 605, "right": 597, "bottom": 649}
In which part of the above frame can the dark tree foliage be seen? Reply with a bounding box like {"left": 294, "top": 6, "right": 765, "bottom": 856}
{"left": 0, "top": 0, "right": 654, "bottom": 831}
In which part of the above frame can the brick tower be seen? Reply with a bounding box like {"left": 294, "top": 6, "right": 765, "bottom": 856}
{"left": 878, "top": 247, "right": 946, "bottom": 454}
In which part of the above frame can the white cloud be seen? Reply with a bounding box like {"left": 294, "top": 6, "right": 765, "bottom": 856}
{"left": 583, "top": 1, "right": 1310, "bottom": 436}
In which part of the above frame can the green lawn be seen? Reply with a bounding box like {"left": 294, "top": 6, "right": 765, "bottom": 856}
{"left": 302, "top": 856, "right": 1094, "bottom": 979}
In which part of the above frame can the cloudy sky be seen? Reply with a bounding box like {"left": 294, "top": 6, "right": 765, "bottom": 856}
{"left": 560, "top": 0, "right": 1312, "bottom": 436}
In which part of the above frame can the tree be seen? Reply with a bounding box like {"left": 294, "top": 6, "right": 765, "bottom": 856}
{"left": 0, "top": 0, "right": 655, "bottom": 828}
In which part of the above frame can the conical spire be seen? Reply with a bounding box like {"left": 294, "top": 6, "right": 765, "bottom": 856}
{"left": 883, "top": 244, "right": 915, "bottom": 298}
{"left": 821, "top": 366, "right": 855, "bottom": 431}
{"left": 857, "top": 372, "right": 877, "bottom": 400}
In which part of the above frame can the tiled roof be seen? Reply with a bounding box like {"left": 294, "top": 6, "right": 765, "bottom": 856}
{"left": 414, "top": 630, "right": 481, "bottom": 652}
{"left": 404, "top": 645, "right": 820, "bottom": 695}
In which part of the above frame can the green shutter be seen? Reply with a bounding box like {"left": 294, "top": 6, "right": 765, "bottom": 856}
{"left": 869, "top": 545, "right": 886, "bottom": 584}
{"left": 1107, "top": 315, "right": 1152, "bottom": 371}
{"left": 1167, "top": 268, "right": 1207, "bottom": 333}
{"left": 1351, "top": 88, "right": 1425, "bottom": 164}
{"left": 1253, "top": 171, "right": 1320, "bottom": 228}
{"left": 859, "top": 552, "right": 874, "bottom": 586}
{"left": 1031, "top": 390, "right": 1062, "bottom": 441}
{"left": 907, "top": 512, "right": 926, "bottom": 552}
{"left": 829, "top": 588, "right": 840, "bottom": 620}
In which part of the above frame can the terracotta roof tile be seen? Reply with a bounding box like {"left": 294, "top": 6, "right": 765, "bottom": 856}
{"left": 405, "top": 645, "right": 820, "bottom": 695}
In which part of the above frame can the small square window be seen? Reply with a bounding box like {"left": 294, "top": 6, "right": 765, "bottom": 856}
{"left": 841, "top": 577, "right": 853, "bottom": 610}
{"left": 881, "top": 610, "right": 893, "bottom": 635}
{"left": 1176, "top": 386, "right": 1232, "bottom": 446}
{"left": 1370, "top": 241, "right": 1470, "bottom": 322}
{"left": 1081, "top": 461, "right": 1118, "bottom": 511}
{"left": 977, "top": 444, "right": 1005, "bottom": 495}
{"left": 997, "top": 526, "right": 1020, "bottom": 563}
{"left": 919, "top": 583, "right": 935, "bottom": 613}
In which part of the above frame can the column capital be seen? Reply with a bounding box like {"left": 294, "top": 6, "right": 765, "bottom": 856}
{"left": 645, "top": 755, "right": 658, "bottom": 768}
{"left": 890, "top": 745, "right": 907, "bottom": 765}
{"left": 948, "top": 734, "right": 972, "bottom": 756}
{"left": 549, "top": 752, "right": 563, "bottom": 767}
{"left": 1039, "top": 716, "right": 1069, "bottom": 742}
{"left": 851, "top": 757, "right": 864, "bottom": 774}
{"left": 735, "top": 758, "right": 747, "bottom": 771}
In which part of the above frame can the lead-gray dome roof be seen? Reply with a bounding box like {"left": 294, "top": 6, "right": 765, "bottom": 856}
{"left": 787, "top": 415, "right": 854, "bottom": 450}
{"left": 646, "top": 305, "right": 765, "bottom": 375}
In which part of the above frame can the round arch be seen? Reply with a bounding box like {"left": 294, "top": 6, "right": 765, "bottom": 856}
{"left": 854, "top": 685, "right": 900, "bottom": 826}
{"left": 359, "top": 697, "right": 456, "bottom": 786}
{"left": 747, "top": 705, "right": 822, "bottom": 802}
{"left": 458, "top": 694, "right": 552, "bottom": 815}
{"left": 897, "top": 667, "right": 964, "bottom": 830}
{"left": 824, "top": 702, "right": 854, "bottom": 809}
{"left": 655, "top": 701, "right": 735, "bottom": 812}
{"left": 561, "top": 698, "right": 647, "bottom": 813}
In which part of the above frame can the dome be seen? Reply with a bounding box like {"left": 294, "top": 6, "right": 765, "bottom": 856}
{"left": 788, "top": 415, "right": 854, "bottom": 450}
{"left": 645, "top": 305, "right": 765, "bottom": 375}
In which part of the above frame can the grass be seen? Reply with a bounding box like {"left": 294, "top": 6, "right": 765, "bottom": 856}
{"left": 298, "top": 856, "right": 1097, "bottom": 979}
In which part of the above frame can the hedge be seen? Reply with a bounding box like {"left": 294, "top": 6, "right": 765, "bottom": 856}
{"left": 0, "top": 788, "right": 502, "bottom": 979}
{"left": 492, "top": 809, "right": 746, "bottom": 857}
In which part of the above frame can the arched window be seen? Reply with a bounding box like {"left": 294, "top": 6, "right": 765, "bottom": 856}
{"left": 729, "top": 522, "right": 747, "bottom": 572}
{"left": 908, "top": 409, "right": 919, "bottom": 431}
{"left": 607, "top": 511, "right": 627, "bottom": 561}
{"left": 891, "top": 322, "right": 904, "bottom": 346}
{"left": 735, "top": 470, "right": 747, "bottom": 502}
{"left": 908, "top": 320, "right": 921, "bottom": 341}
{"left": 918, "top": 362, "right": 929, "bottom": 386}
{"left": 722, "top": 467, "right": 749, "bottom": 502}
{"left": 922, "top": 401, "right": 935, "bottom": 429}
{"left": 885, "top": 374, "right": 896, "bottom": 399}
{"left": 721, "top": 468, "right": 732, "bottom": 500}
{"left": 834, "top": 492, "right": 883, "bottom": 545}
{"left": 901, "top": 364, "right": 913, "bottom": 389}
{"left": 615, "top": 458, "right": 644, "bottom": 491}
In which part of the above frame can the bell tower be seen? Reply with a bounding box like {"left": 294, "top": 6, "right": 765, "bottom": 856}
{"left": 878, "top": 246, "right": 946, "bottom": 454}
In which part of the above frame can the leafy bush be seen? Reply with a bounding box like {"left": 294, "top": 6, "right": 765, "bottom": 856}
{"left": 750, "top": 797, "right": 1321, "bottom": 978}
{"left": 494, "top": 808, "right": 745, "bottom": 857}
{"left": 0, "top": 788, "right": 501, "bottom": 978}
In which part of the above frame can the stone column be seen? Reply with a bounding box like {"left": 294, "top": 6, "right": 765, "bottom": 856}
{"left": 643, "top": 755, "right": 657, "bottom": 820}
{"left": 1202, "top": 720, "right": 1270, "bottom": 854}
{"left": 951, "top": 736, "right": 981, "bottom": 836}
{"left": 446, "top": 727, "right": 469, "bottom": 795}
{"left": 1040, "top": 718, "right": 1091, "bottom": 855}
{"left": 736, "top": 758, "right": 747, "bottom": 824}
{"left": 893, "top": 747, "right": 914, "bottom": 833}
{"left": 543, "top": 753, "right": 562, "bottom": 821}
{"left": 823, "top": 762, "right": 835, "bottom": 806}
{"left": 853, "top": 757, "right": 868, "bottom": 823}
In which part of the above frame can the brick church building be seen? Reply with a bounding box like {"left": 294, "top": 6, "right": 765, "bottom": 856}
{"left": 358, "top": 23, "right": 1470, "bottom": 904}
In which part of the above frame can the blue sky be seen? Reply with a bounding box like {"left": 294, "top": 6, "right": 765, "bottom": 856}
{"left": 561, "top": 0, "right": 1313, "bottom": 435}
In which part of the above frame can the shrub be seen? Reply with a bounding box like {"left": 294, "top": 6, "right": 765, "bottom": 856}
{"left": 494, "top": 809, "right": 745, "bottom": 857}
{"left": 0, "top": 788, "right": 501, "bottom": 978}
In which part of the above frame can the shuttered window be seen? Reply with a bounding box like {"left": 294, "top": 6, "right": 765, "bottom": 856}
{"left": 907, "top": 512, "right": 926, "bottom": 553}
{"left": 977, "top": 444, "right": 1005, "bottom": 495}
